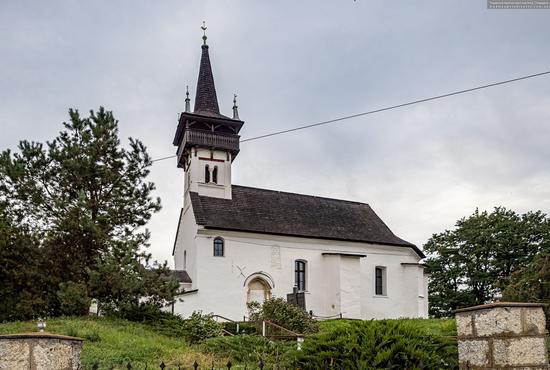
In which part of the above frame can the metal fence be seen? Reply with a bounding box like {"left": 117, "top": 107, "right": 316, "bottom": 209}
{"left": 85, "top": 359, "right": 267, "bottom": 370}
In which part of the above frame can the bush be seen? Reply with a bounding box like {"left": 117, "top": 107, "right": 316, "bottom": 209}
{"left": 105, "top": 302, "right": 188, "bottom": 338}
{"left": 284, "top": 319, "right": 458, "bottom": 369}
{"left": 181, "top": 311, "right": 223, "bottom": 344}
{"left": 202, "top": 334, "right": 294, "bottom": 365}
{"left": 248, "top": 298, "right": 318, "bottom": 334}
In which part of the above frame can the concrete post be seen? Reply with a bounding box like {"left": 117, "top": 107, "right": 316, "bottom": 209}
{"left": 454, "top": 302, "right": 548, "bottom": 369}
{"left": 0, "top": 332, "right": 83, "bottom": 370}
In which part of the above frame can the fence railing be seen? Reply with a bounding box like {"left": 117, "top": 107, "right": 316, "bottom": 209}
{"left": 85, "top": 359, "right": 267, "bottom": 370}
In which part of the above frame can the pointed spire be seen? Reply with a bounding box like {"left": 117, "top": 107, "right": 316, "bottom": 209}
{"left": 232, "top": 94, "right": 239, "bottom": 120}
{"left": 185, "top": 85, "right": 191, "bottom": 113}
{"left": 193, "top": 21, "right": 221, "bottom": 116}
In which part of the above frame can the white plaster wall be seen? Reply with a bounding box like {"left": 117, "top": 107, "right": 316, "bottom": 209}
{"left": 173, "top": 192, "right": 199, "bottom": 289}
{"left": 322, "top": 255, "right": 341, "bottom": 318}
{"left": 173, "top": 228, "right": 427, "bottom": 321}
{"left": 185, "top": 148, "right": 232, "bottom": 199}
{"left": 339, "top": 257, "right": 362, "bottom": 319}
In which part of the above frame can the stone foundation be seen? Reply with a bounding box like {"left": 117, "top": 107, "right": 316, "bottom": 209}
{"left": 454, "top": 302, "right": 549, "bottom": 370}
{"left": 0, "top": 332, "right": 82, "bottom": 370}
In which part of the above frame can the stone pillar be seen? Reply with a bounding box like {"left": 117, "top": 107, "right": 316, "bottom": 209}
{"left": 454, "top": 302, "right": 548, "bottom": 369}
{"left": 0, "top": 332, "right": 83, "bottom": 370}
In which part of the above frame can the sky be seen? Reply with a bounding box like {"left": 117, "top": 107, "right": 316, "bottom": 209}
{"left": 1, "top": 1, "right": 549, "bottom": 266}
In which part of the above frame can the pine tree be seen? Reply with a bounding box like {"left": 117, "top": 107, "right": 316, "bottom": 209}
{"left": 0, "top": 107, "right": 178, "bottom": 317}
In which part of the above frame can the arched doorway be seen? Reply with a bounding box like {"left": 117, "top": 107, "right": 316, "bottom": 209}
{"left": 246, "top": 277, "right": 272, "bottom": 306}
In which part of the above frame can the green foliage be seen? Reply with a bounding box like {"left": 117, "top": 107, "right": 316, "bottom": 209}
{"left": 0, "top": 205, "right": 47, "bottom": 321}
{"left": 57, "top": 281, "right": 91, "bottom": 316}
{"left": 424, "top": 207, "right": 550, "bottom": 317}
{"left": 202, "top": 335, "right": 293, "bottom": 366}
{"left": 181, "top": 311, "right": 223, "bottom": 344}
{"left": 248, "top": 297, "right": 319, "bottom": 334}
{"left": 106, "top": 303, "right": 188, "bottom": 338}
{"left": 0, "top": 107, "right": 178, "bottom": 319}
{"left": 286, "top": 319, "right": 458, "bottom": 369}
{"left": 503, "top": 252, "right": 550, "bottom": 328}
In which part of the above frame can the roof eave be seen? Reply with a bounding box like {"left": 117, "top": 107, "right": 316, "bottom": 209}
{"left": 200, "top": 225, "right": 425, "bottom": 259}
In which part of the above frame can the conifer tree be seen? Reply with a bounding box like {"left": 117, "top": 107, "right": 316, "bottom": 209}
{"left": 0, "top": 107, "right": 178, "bottom": 316}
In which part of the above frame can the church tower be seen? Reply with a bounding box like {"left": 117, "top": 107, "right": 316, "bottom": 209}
{"left": 173, "top": 25, "right": 244, "bottom": 200}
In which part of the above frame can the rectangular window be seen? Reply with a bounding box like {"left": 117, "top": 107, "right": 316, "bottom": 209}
{"left": 213, "top": 238, "right": 224, "bottom": 257}
{"left": 375, "top": 266, "right": 386, "bottom": 296}
{"left": 295, "top": 260, "right": 306, "bottom": 291}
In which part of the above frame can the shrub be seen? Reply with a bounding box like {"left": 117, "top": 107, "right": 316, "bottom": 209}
{"left": 105, "top": 302, "right": 188, "bottom": 338}
{"left": 284, "top": 319, "right": 458, "bottom": 369}
{"left": 248, "top": 298, "right": 318, "bottom": 334}
{"left": 202, "top": 334, "right": 294, "bottom": 365}
{"left": 181, "top": 311, "right": 222, "bottom": 344}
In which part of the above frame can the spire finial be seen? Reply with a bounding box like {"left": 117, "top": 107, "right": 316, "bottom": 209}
{"left": 201, "top": 21, "right": 208, "bottom": 45}
{"left": 232, "top": 93, "right": 240, "bottom": 120}
{"left": 185, "top": 85, "right": 191, "bottom": 113}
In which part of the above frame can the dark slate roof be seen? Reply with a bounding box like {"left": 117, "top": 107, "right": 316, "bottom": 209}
{"left": 190, "top": 186, "right": 425, "bottom": 258}
{"left": 193, "top": 44, "right": 222, "bottom": 117}
{"left": 172, "top": 270, "right": 192, "bottom": 284}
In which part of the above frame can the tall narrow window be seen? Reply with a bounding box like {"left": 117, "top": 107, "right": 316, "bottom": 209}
{"left": 295, "top": 260, "right": 306, "bottom": 291}
{"left": 183, "top": 250, "right": 187, "bottom": 270}
{"left": 213, "top": 237, "right": 224, "bottom": 257}
{"left": 205, "top": 165, "right": 210, "bottom": 183}
{"left": 375, "top": 266, "right": 386, "bottom": 296}
{"left": 212, "top": 166, "right": 218, "bottom": 184}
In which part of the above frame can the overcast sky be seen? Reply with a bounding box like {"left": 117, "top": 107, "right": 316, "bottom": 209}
{"left": 1, "top": 1, "right": 549, "bottom": 266}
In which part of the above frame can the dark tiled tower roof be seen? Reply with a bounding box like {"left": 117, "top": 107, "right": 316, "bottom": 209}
{"left": 193, "top": 44, "right": 221, "bottom": 116}
{"left": 173, "top": 38, "right": 244, "bottom": 169}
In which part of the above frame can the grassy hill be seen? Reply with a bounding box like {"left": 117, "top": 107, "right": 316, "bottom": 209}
{"left": 0, "top": 316, "right": 220, "bottom": 369}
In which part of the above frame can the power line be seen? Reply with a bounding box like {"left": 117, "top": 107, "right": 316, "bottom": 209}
{"left": 151, "top": 69, "right": 550, "bottom": 163}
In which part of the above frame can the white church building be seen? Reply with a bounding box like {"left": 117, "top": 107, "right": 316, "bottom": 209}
{"left": 170, "top": 32, "right": 428, "bottom": 321}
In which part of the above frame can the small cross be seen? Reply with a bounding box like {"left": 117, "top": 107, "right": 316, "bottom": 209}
{"left": 201, "top": 21, "right": 208, "bottom": 44}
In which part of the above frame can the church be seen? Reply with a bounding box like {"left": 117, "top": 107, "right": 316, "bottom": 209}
{"left": 170, "top": 30, "right": 428, "bottom": 321}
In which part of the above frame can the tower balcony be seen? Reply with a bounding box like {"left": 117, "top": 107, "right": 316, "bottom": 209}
{"left": 176, "top": 129, "right": 240, "bottom": 168}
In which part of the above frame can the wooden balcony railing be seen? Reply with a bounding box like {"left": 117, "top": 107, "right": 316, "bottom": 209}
{"left": 182, "top": 130, "right": 240, "bottom": 152}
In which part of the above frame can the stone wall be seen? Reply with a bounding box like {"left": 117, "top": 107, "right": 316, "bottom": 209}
{"left": 455, "top": 302, "right": 549, "bottom": 369}
{"left": 0, "top": 332, "right": 82, "bottom": 370}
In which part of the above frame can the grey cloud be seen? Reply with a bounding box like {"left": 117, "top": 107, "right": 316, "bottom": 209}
{"left": 1, "top": 0, "right": 549, "bottom": 264}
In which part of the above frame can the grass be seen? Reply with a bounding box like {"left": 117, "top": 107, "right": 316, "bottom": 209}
{"left": 0, "top": 316, "right": 222, "bottom": 369}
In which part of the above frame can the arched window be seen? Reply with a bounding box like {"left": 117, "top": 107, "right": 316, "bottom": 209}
{"left": 213, "top": 237, "right": 224, "bottom": 257}
{"left": 205, "top": 165, "right": 210, "bottom": 183}
{"left": 212, "top": 166, "right": 218, "bottom": 184}
{"left": 295, "top": 260, "right": 306, "bottom": 291}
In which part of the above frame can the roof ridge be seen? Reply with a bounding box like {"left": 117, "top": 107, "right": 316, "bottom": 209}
{"left": 231, "top": 184, "right": 371, "bottom": 206}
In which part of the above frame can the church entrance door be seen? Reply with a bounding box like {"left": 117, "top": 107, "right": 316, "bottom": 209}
{"left": 246, "top": 278, "right": 271, "bottom": 306}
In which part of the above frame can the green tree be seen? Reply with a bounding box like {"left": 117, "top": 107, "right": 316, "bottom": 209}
{"left": 0, "top": 203, "right": 46, "bottom": 321}
{"left": 503, "top": 252, "right": 550, "bottom": 328}
{"left": 424, "top": 207, "right": 550, "bottom": 317}
{"left": 0, "top": 107, "right": 178, "bottom": 317}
